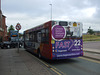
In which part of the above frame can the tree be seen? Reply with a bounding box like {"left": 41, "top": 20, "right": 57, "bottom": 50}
{"left": 87, "top": 26, "right": 94, "bottom": 35}
{"left": 19, "top": 33, "right": 23, "bottom": 38}
{"left": 8, "top": 25, "right": 15, "bottom": 32}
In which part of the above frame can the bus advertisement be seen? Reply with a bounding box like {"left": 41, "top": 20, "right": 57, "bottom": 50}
{"left": 24, "top": 20, "right": 83, "bottom": 59}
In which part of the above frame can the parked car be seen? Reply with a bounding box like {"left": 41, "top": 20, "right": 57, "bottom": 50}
{"left": 1, "top": 41, "right": 22, "bottom": 49}
{"left": 1, "top": 41, "right": 12, "bottom": 49}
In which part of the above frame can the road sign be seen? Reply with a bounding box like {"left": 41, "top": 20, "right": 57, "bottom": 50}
{"left": 16, "top": 23, "right": 21, "bottom": 30}
{"left": 15, "top": 23, "right": 21, "bottom": 53}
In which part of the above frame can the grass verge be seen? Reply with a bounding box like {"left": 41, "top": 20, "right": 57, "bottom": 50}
{"left": 83, "top": 35, "right": 100, "bottom": 41}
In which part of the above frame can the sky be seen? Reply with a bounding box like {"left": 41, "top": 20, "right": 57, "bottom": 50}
{"left": 1, "top": 0, "right": 100, "bottom": 33}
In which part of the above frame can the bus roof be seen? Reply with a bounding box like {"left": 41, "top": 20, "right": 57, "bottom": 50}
{"left": 24, "top": 20, "right": 82, "bottom": 33}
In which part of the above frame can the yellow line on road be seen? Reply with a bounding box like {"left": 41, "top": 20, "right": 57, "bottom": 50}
{"left": 30, "top": 54, "right": 65, "bottom": 75}
{"left": 51, "top": 65, "right": 66, "bottom": 75}
{"left": 79, "top": 57, "right": 100, "bottom": 64}
{"left": 50, "top": 68, "right": 62, "bottom": 75}
{"left": 37, "top": 59, "right": 65, "bottom": 75}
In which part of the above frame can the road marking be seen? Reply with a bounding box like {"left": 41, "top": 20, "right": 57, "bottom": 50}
{"left": 79, "top": 57, "right": 100, "bottom": 64}
{"left": 28, "top": 53, "right": 65, "bottom": 75}
{"left": 51, "top": 68, "right": 62, "bottom": 75}
{"left": 39, "top": 59, "right": 66, "bottom": 75}
{"left": 51, "top": 65, "right": 66, "bottom": 75}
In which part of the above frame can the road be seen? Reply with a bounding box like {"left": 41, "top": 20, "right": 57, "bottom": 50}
{"left": 44, "top": 58, "right": 100, "bottom": 75}
{"left": 0, "top": 41, "right": 100, "bottom": 75}
{"left": 83, "top": 41, "right": 100, "bottom": 60}
{"left": 83, "top": 41, "right": 100, "bottom": 50}
{"left": 41, "top": 41, "right": 100, "bottom": 75}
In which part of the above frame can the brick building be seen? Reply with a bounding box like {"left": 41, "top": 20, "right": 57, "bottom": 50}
{"left": 0, "top": 10, "right": 7, "bottom": 42}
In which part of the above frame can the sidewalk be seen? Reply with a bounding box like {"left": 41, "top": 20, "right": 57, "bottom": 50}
{"left": 84, "top": 48, "right": 100, "bottom": 54}
{"left": 0, "top": 48, "right": 99, "bottom": 75}
{"left": 0, "top": 48, "right": 52, "bottom": 75}
{"left": 83, "top": 48, "right": 100, "bottom": 61}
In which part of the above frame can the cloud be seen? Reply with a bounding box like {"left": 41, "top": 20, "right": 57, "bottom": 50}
{"left": 2, "top": 0, "right": 100, "bottom": 33}
{"left": 5, "top": 12, "right": 50, "bottom": 33}
{"left": 81, "top": 7, "right": 96, "bottom": 17}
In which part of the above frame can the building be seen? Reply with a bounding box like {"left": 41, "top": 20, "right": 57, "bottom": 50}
{"left": 94, "top": 31, "right": 100, "bottom": 36}
{"left": 0, "top": 0, "right": 7, "bottom": 42}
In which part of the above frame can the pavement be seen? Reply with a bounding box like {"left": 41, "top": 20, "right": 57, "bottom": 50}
{"left": 83, "top": 48, "right": 100, "bottom": 61}
{"left": 0, "top": 47, "right": 100, "bottom": 75}
{"left": 0, "top": 48, "right": 52, "bottom": 75}
{"left": 84, "top": 48, "right": 100, "bottom": 54}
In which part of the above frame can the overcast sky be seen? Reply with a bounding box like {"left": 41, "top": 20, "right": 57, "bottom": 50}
{"left": 1, "top": 0, "right": 100, "bottom": 33}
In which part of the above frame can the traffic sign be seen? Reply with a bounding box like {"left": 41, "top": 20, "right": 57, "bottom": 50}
{"left": 16, "top": 23, "right": 21, "bottom": 30}
{"left": 15, "top": 23, "right": 21, "bottom": 53}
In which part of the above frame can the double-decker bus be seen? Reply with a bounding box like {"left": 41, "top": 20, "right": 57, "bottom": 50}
{"left": 24, "top": 20, "right": 83, "bottom": 59}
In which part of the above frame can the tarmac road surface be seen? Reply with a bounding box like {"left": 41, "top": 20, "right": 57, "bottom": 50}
{"left": 83, "top": 41, "right": 100, "bottom": 50}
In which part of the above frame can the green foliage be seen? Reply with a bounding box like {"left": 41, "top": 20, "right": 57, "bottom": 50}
{"left": 19, "top": 33, "right": 23, "bottom": 38}
{"left": 8, "top": 25, "right": 15, "bottom": 32}
{"left": 83, "top": 34, "right": 100, "bottom": 41}
{"left": 87, "top": 26, "right": 94, "bottom": 35}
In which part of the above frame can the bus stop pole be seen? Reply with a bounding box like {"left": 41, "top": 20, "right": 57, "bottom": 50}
{"left": 16, "top": 23, "right": 21, "bottom": 53}
{"left": 18, "top": 30, "right": 19, "bottom": 53}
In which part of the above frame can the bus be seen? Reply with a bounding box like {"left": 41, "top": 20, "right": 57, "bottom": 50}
{"left": 24, "top": 20, "right": 83, "bottom": 59}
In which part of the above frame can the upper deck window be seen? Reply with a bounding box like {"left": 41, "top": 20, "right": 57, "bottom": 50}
{"left": 59, "top": 21, "right": 68, "bottom": 26}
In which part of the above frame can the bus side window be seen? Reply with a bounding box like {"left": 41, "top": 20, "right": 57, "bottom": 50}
{"left": 46, "top": 28, "right": 49, "bottom": 43}
{"left": 41, "top": 29, "right": 46, "bottom": 43}
{"left": 29, "top": 32, "right": 32, "bottom": 41}
{"left": 37, "top": 32, "right": 41, "bottom": 42}
{"left": 41, "top": 28, "right": 49, "bottom": 43}
{"left": 34, "top": 31, "right": 37, "bottom": 42}
{"left": 25, "top": 33, "right": 29, "bottom": 41}
{"left": 32, "top": 32, "right": 35, "bottom": 42}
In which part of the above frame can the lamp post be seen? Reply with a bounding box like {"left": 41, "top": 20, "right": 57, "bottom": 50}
{"left": 49, "top": 4, "right": 52, "bottom": 20}
{"left": 0, "top": 0, "right": 1, "bottom": 10}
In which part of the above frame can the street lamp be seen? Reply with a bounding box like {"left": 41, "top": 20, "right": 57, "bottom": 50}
{"left": 49, "top": 4, "right": 52, "bottom": 20}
